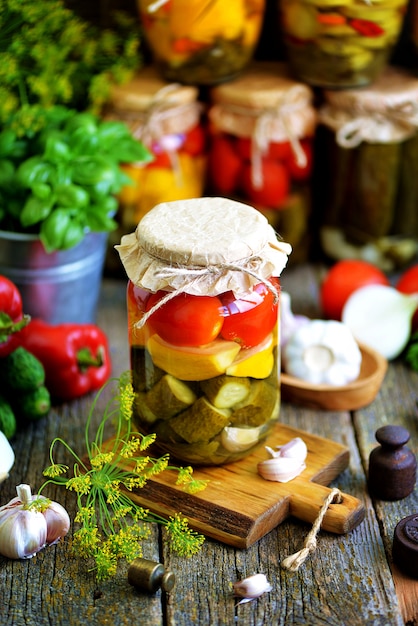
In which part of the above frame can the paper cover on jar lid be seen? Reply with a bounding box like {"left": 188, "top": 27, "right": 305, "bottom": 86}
{"left": 115, "top": 197, "right": 292, "bottom": 296}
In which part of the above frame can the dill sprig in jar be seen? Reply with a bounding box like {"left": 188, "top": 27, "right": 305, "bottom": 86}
{"left": 116, "top": 197, "right": 291, "bottom": 466}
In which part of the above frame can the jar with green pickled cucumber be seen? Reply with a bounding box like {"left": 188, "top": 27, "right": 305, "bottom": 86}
{"left": 208, "top": 62, "right": 317, "bottom": 263}
{"left": 116, "top": 197, "right": 291, "bottom": 466}
{"left": 136, "top": 0, "right": 266, "bottom": 85}
{"left": 316, "top": 66, "right": 418, "bottom": 271}
{"left": 278, "top": 0, "right": 409, "bottom": 88}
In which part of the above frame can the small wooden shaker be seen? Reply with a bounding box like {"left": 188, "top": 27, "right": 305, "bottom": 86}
{"left": 392, "top": 514, "right": 418, "bottom": 578}
{"left": 128, "top": 558, "right": 175, "bottom": 593}
{"left": 368, "top": 425, "right": 417, "bottom": 500}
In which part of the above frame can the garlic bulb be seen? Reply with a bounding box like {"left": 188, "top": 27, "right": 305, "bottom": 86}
{"left": 258, "top": 437, "right": 307, "bottom": 483}
{"left": 280, "top": 291, "right": 310, "bottom": 351}
{"left": 0, "top": 484, "right": 70, "bottom": 559}
{"left": 0, "top": 431, "right": 15, "bottom": 484}
{"left": 233, "top": 573, "right": 272, "bottom": 604}
{"left": 283, "top": 319, "right": 362, "bottom": 386}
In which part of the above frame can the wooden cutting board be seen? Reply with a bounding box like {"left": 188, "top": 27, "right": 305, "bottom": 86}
{"left": 116, "top": 423, "right": 365, "bottom": 548}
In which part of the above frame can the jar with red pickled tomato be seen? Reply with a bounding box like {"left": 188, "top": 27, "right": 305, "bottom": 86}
{"left": 116, "top": 197, "right": 292, "bottom": 466}
{"left": 136, "top": 0, "right": 266, "bottom": 85}
{"left": 208, "top": 62, "right": 317, "bottom": 263}
{"left": 104, "top": 67, "right": 206, "bottom": 232}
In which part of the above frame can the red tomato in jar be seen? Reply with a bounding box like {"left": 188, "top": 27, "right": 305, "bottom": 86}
{"left": 236, "top": 137, "right": 293, "bottom": 162}
{"left": 220, "top": 279, "right": 279, "bottom": 348}
{"left": 146, "top": 291, "right": 224, "bottom": 346}
{"left": 320, "top": 259, "right": 389, "bottom": 320}
{"left": 181, "top": 125, "right": 206, "bottom": 156}
{"left": 241, "top": 160, "right": 289, "bottom": 208}
{"left": 396, "top": 264, "right": 418, "bottom": 331}
{"left": 287, "top": 140, "right": 313, "bottom": 181}
{"left": 208, "top": 135, "right": 242, "bottom": 194}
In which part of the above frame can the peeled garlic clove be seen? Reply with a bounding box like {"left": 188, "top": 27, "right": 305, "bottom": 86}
{"left": 277, "top": 437, "right": 308, "bottom": 461}
{"left": 258, "top": 456, "right": 306, "bottom": 483}
{"left": 221, "top": 425, "right": 262, "bottom": 452}
{"left": 0, "top": 431, "right": 15, "bottom": 484}
{"left": 233, "top": 573, "right": 272, "bottom": 604}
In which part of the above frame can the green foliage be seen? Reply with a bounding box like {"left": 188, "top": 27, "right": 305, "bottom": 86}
{"left": 41, "top": 372, "right": 207, "bottom": 581}
{"left": 0, "top": 106, "right": 152, "bottom": 250}
{"left": 0, "top": 0, "right": 143, "bottom": 122}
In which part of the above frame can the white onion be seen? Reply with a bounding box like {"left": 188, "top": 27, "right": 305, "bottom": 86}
{"left": 342, "top": 285, "right": 418, "bottom": 360}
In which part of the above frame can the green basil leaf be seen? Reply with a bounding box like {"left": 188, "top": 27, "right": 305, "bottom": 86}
{"left": 0, "top": 159, "right": 15, "bottom": 187}
{"left": 17, "top": 156, "right": 55, "bottom": 187}
{"left": 20, "top": 195, "right": 53, "bottom": 227}
{"left": 85, "top": 206, "right": 117, "bottom": 232}
{"left": 71, "top": 156, "right": 117, "bottom": 186}
{"left": 44, "top": 135, "right": 72, "bottom": 163}
{"left": 55, "top": 184, "right": 89, "bottom": 208}
{"left": 32, "top": 183, "right": 52, "bottom": 200}
{"left": 39, "top": 208, "right": 72, "bottom": 251}
{"left": 112, "top": 139, "right": 153, "bottom": 164}
{"left": 60, "top": 220, "right": 85, "bottom": 250}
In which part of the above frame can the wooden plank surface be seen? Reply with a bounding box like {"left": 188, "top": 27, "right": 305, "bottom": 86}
{"left": 0, "top": 267, "right": 416, "bottom": 625}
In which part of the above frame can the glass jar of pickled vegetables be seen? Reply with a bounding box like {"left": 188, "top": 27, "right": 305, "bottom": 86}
{"left": 278, "top": 0, "right": 409, "bottom": 88}
{"left": 116, "top": 197, "right": 292, "bottom": 466}
{"left": 104, "top": 67, "right": 206, "bottom": 232}
{"left": 316, "top": 66, "right": 418, "bottom": 271}
{"left": 136, "top": 0, "right": 266, "bottom": 85}
{"left": 208, "top": 62, "right": 317, "bottom": 263}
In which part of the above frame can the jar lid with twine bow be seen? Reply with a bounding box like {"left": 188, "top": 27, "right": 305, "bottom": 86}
{"left": 115, "top": 197, "right": 292, "bottom": 323}
{"left": 319, "top": 66, "right": 418, "bottom": 149}
{"left": 208, "top": 62, "right": 317, "bottom": 187}
{"left": 104, "top": 66, "right": 202, "bottom": 149}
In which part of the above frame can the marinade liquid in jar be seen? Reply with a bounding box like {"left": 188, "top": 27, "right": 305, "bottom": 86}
{"left": 208, "top": 62, "right": 317, "bottom": 264}
{"left": 278, "top": 0, "right": 409, "bottom": 88}
{"left": 116, "top": 197, "right": 292, "bottom": 466}
{"left": 136, "top": 0, "right": 266, "bottom": 85}
{"left": 104, "top": 67, "right": 206, "bottom": 231}
{"left": 316, "top": 66, "right": 418, "bottom": 271}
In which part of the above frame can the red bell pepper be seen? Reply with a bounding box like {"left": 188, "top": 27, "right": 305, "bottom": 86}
{"left": 16, "top": 319, "right": 112, "bottom": 401}
{"left": 0, "top": 275, "right": 30, "bottom": 357}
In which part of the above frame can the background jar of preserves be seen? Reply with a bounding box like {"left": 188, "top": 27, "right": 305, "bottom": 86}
{"left": 116, "top": 197, "right": 292, "bottom": 466}
{"left": 208, "top": 62, "right": 317, "bottom": 264}
{"left": 315, "top": 66, "right": 418, "bottom": 271}
{"left": 136, "top": 0, "right": 266, "bottom": 85}
{"left": 104, "top": 67, "right": 206, "bottom": 232}
{"left": 278, "top": 0, "right": 409, "bottom": 88}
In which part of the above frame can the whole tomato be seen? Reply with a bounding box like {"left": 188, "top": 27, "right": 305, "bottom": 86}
{"left": 241, "top": 160, "right": 289, "bottom": 208}
{"left": 320, "top": 259, "right": 389, "bottom": 320}
{"left": 208, "top": 134, "right": 242, "bottom": 194}
{"left": 0, "top": 275, "right": 28, "bottom": 356}
{"left": 396, "top": 264, "right": 418, "bottom": 331}
{"left": 220, "top": 279, "right": 279, "bottom": 348}
{"left": 146, "top": 291, "right": 224, "bottom": 347}
{"left": 181, "top": 125, "right": 206, "bottom": 156}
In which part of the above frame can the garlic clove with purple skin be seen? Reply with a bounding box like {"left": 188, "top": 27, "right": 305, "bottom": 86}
{"left": 40, "top": 497, "right": 71, "bottom": 545}
{"left": 233, "top": 573, "right": 272, "bottom": 605}
{"left": 0, "top": 484, "right": 47, "bottom": 559}
{"left": 0, "top": 484, "right": 70, "bottom": 559}
{"left": 258, "top": 437, "right": 308, "bottom": 483}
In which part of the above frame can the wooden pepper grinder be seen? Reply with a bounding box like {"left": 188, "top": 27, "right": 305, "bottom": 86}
{"left": 368, "top": 425, "right": 417, "bottom": 500}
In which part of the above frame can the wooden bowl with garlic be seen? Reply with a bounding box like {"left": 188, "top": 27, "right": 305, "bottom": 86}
{"left": 281, "top": 341, "right": 388, "bottom": 411}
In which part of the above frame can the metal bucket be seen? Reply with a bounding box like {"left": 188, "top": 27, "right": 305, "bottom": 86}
{"left": 0, "top": 230, "right": 108, "bottom": 324}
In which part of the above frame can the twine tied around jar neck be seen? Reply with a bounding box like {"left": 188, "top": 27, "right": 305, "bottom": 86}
{"left": 320, "top": 100, "right": 418, "bottom": 148}
{"left": 135, "top": 253, "right": 282, "bottom": 330}
{"left": 213, "top": 86, "right": 311, "bottom": 188}
{"left": 119, "top": 83, "right": 202, "bottom": 186}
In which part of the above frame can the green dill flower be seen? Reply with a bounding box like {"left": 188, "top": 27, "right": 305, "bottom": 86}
{"left": 39, "top": 373, "right": 206, "bottom": 581}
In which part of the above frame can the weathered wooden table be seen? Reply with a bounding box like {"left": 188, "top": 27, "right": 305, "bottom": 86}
{"left": 1, "top": 264, "right": 418, "bottom": 626}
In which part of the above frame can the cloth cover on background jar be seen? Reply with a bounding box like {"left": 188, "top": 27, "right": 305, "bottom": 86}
{"left": 116, "top": 197, "right": 292, "bottom": 466}
{"left": 136, "top": 0, "right": 266, "bottom": 85}
{"left": 104, "top": 66, "right": 206, "bottom": 232}
{"left": 208, "top": 62, "right": 317, "bottom": 263}
{"left": 316, "top": 66, "right": 418, "bottom": 271}
{"left": 278, "top": 0, "right": 409, "bottom": 88}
